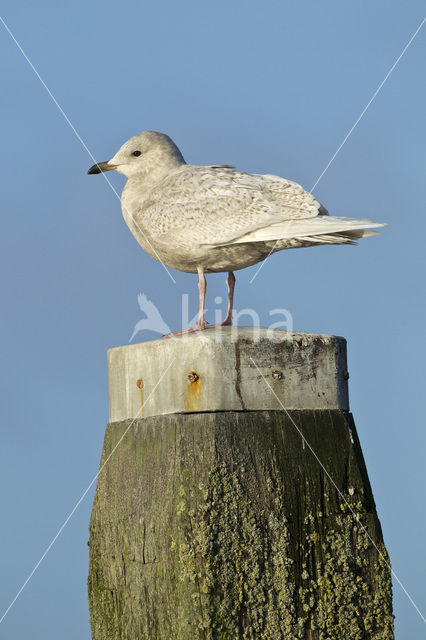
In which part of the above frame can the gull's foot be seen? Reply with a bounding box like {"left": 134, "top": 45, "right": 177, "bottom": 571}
{"left": 203, "top": 317, "right": 233, "bottom": 330}
{"left": 163, "top": 318, "right": 232, "bottom": 338}
{"left": 163, "top": 320, "right": 209, "bottom": 338}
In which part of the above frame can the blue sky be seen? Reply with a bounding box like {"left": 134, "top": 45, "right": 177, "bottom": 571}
{"left": 0, "top": 1, "right": 425, "bottom": 637}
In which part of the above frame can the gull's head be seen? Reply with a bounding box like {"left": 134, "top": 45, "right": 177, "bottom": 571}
{"left": 87, "top": 131, "right": 185, "bottom": 179}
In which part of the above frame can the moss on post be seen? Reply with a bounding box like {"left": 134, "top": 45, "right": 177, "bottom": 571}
{"left": 88, "top": 410, "right": 393, "bottom": 639}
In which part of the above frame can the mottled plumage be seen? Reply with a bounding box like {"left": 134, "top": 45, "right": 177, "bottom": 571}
{"left": 88, "top": 131, "right": 385, "bottom": 334}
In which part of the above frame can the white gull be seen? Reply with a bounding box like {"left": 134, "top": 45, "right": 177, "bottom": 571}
{"left": 88, "top": 131, "right": 385, "bottom": 335}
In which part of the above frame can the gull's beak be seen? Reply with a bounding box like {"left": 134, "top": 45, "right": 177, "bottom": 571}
{"left": 87, "top": 161, "right": 117, "bottom": 175}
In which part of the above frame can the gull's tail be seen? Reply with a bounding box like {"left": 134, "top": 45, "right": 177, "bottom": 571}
{"left": 226, "top": 216, "right": 386, "bottom": 246}
{"left": 295, "top": 227, "right": 381, "bottom": 246}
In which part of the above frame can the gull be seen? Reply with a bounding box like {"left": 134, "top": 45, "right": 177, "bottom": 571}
{"left": 88, "top": 131, "right": 385, "bottom": 336}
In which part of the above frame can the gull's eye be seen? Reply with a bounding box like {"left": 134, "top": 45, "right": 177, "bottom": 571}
{"left": 132, "top": 150, "right": 141, "bottom": 157}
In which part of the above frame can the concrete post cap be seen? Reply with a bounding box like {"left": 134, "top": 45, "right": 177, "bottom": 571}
{"left": 107, "top": 327, "right": 349, "bottom": 421}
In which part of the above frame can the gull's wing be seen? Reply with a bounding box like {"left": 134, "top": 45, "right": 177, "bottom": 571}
{"left": 136, "top": 166, "right": 322, "bottom": 246}
{"left": 208, "top": 216, "right": 386, "bottom": 246}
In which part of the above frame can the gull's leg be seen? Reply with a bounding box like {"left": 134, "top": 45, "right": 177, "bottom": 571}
{"left": 164, "top": 268, "right": 208, "bottom": 337}
{"left": 196, "top": 268, "right": 208, "bottom": 328}
{"left": 223, "top": 271, "right": 235, "bottom": 325}
{"left": 205, "top": 271, "right": 236, "bottom": 329}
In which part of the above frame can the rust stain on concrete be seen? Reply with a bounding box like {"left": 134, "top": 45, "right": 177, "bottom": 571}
{"left": 136, "top": 378, "right": 144, "bottom": 416}
{"left": 185, "top": 371, "right": 202, "bottom": 412}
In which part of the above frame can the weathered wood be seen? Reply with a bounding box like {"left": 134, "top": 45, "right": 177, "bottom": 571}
{"left": 88, "top": 410, "right": 393, "bottom": 639}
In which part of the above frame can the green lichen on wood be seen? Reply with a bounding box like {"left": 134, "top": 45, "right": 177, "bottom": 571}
{"left": 174, "top": 462, "right": 297, "bottom": 639}
{"left": 87, "top": 541, "right": 121, "bottom": 640}
{"left": 302, "top": 511, "right": 394, "bottom": 639}
{"left": 88, "top": 410, "right": 394, "bottom": 639}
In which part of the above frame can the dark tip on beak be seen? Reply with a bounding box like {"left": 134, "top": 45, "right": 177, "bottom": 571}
{"left": 88, "top": 164, "right": 102, "bottom": 175}
{"left": 87, "top": 161, "right": 116, "bottom": 175}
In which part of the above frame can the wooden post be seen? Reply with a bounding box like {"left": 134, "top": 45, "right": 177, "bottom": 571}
{"left": 88, "top": 328, "right": 394, "bottom": 639}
